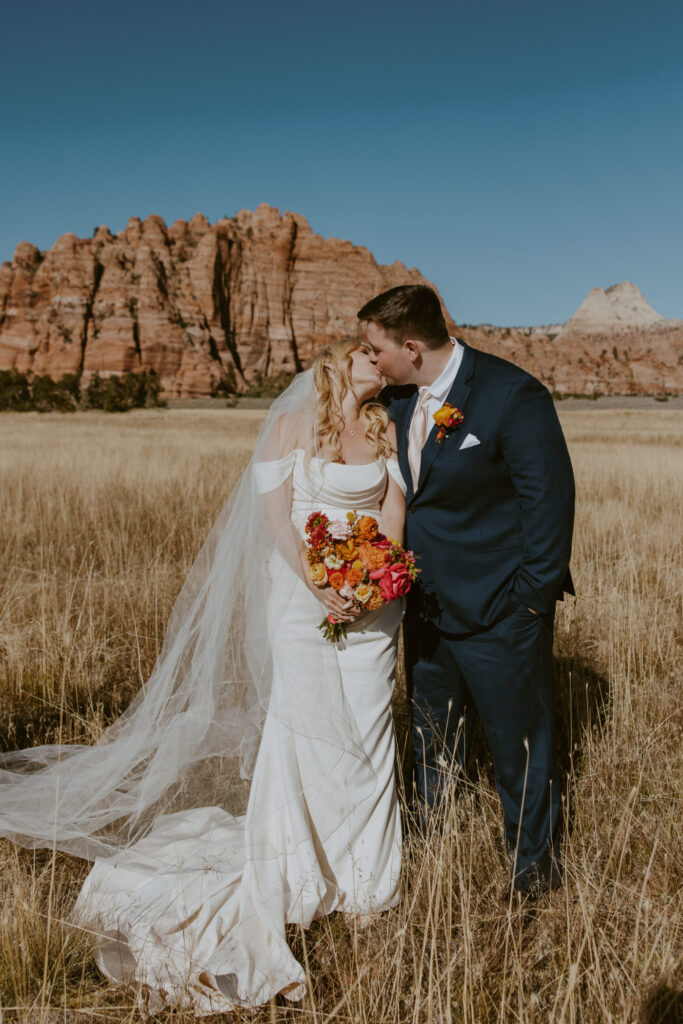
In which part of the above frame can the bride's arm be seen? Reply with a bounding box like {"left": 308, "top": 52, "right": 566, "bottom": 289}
{"left": 260, "top": 485, "right": 360, "bottom": 624}
{"left": 380, "top": 421, "right": 407, "bottom": 543}
{"left": 256, "top": 416, "right": 360, "bottom": 623}
{"left": 380, "top": 472, "right": 406, "bottom": 544}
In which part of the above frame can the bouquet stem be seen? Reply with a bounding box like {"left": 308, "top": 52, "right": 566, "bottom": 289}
{"left": 318, "top": 615, "right": 348, "bottom": 643}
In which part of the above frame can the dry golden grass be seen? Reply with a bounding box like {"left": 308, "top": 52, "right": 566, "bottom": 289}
{"left": 0, "top": 406, "right": 681, "bottom": 1023}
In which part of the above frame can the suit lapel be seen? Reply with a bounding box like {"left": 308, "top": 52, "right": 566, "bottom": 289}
{"left": 414, "top": 340, "right": 475, "bottom": 498}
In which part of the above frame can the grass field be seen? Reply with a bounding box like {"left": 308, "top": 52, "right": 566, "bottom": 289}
{"left": 0, "top": 406, "right": 681, "bottom": 1023}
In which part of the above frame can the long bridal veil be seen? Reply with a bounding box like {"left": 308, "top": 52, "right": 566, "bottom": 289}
{"left": 0, "top": 368, "right": 379, "bottom": 861}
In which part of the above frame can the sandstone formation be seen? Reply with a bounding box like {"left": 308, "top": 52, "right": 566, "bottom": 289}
{"left": 458, "top": 282, "right": 682, "bottom": 396}
{"left": 1, "top": 208, "right": 681, "bottom": 396}
{"left": 0, "top": 205, "right": 435, "bottom": 397}
{"left": 558, "top": 282, "right": 668, "bottom": 334}
{"left": 458, "top": 320, "right": 683, "bottom": 397}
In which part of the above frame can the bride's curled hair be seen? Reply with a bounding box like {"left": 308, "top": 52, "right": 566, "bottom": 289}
{"left": 311, "top": 339, "right": 393, "bottom": 464}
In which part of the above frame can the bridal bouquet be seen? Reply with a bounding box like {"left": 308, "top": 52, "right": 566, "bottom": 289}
{"left": 305, "top": 510, "right": 419, "bottom": 642}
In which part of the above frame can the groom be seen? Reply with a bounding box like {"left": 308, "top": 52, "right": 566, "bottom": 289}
{"left": 358, "top": 284, "right": 575, "bottom": 894}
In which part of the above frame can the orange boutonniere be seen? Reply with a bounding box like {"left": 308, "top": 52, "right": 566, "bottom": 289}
{"left": 433, "top": 402, "right": 464, "bottom": 442}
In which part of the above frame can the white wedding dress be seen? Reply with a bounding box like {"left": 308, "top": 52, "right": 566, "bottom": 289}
{"left": 71, "top": 450, "right": 407, "bottom": 1015}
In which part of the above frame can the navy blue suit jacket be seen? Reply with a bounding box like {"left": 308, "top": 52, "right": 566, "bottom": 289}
{"left": 385, "top": 339, "right": 575, "bottom": 635}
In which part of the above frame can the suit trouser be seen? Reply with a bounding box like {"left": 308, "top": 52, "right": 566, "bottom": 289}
{"left": 404, "top": 602, "right": 561, "bottom": 891}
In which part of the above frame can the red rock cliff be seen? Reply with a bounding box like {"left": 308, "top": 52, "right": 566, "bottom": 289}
{"left": 0, "top": 204, "right": 439, "bottom": 397}
{"left": 1, "top": 207, "right": 680, "bottom": 396}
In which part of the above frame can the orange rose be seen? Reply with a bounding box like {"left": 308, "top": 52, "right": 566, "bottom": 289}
{"left": 328, "top": 571, "right": 345, "bottom": 591}
{"left": 356, "top": 515, "right": 379, "bottom": 541}
{"left": 346, "top": 566, "right": 363, "bottom": 587}
{"left": 358, "top": 541, "right": 389, "bottom": 573}
{"left": 365, "top": 585, "right": 384, "bottom": 611}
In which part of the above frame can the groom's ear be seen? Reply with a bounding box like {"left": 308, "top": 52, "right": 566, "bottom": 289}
{"left": 404, "top": 338, "right": 422, "bottom": 364}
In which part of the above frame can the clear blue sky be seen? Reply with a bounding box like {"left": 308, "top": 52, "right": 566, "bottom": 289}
{"left": 1, "top": 0, "right": 682, "bottom": 325}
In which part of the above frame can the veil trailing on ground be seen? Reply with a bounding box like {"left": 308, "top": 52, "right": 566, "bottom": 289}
{"left": 0, "top": 368, "right": 379, "bottom": 861}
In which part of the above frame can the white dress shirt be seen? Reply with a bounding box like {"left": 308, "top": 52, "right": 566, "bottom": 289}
{"left": 408, "top": 336, "right": 464, "bottom": 443}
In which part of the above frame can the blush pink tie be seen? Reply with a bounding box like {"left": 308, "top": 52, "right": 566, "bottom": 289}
{"left": 407, "top": 388, "right": 433, "bottom": 490}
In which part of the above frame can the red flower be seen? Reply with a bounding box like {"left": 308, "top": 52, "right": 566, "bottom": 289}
{"left": 305, "top": 511, "right": 329, "bottom": 536}
{"left": 378, "top": 562, "right": 412, "bottom": 601}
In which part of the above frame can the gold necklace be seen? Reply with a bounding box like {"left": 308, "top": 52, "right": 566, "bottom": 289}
{"left": 342, "top": 408, "right": 361, "bottom": 437}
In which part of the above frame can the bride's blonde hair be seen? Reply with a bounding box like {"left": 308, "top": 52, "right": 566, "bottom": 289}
{"left": 310, "top": 339, "right": 393, "bottom": 464}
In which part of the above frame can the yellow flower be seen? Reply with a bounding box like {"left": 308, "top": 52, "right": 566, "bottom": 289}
{"left": 336, "top": 538, "right": 358, "bottom": 561}
{"left": 354, "top": 582, "right": 374, "bottom": 604}
{"left": 432, "top": 402, "right": 464, "bottom": 434}
{"left": 309, "top": 563, "right": 328, "bottom": 587}
{"left": 433, "top": 407, "right": 453, "bottom": 427}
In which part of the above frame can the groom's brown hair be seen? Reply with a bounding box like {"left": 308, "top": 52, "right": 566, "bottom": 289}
{"left": 357, "top": 284, "right": 450, "bottom": 349}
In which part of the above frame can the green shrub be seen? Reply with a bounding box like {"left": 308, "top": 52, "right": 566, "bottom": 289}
{"left": 31, "top": 373, "right": 80, "bottom": 412}
{"left": 245, "top": 370, "right": 295, "bottom": 398}
{"left": 0, "top": 369, "right": 33, "bottom": 411}
{"left": 0, "top": 369, "right": 166, "bottom": 412}
{"left": 83, "top": 370, "right": 166, "bottom": 412}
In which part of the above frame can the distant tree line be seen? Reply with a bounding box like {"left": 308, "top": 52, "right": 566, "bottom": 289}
{"left": 1, "top": 364, "right": 302, "bottom": 413}
{"left": 215, "top": 365, "right": 296, "bottom": 403}
{"left": 0, "top": 369, "right": 167, "bottom": 412}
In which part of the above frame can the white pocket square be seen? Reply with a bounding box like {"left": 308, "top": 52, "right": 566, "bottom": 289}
{"left": 459, "top": 433, "right": 480, "bottom": 450}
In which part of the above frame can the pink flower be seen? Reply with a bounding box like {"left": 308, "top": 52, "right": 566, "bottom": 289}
{"left": 328, "top": 519, "right": 352, "bottom": 540}
{"left": 378, "top": 563, "right": 412, "bottom": 602}
{"left": 391, "top": 564, "right": 412, "bottom": 597}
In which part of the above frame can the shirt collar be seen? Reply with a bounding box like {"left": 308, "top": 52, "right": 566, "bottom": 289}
{"left": 420, "top": 336, "right": 463, "bottom": 401}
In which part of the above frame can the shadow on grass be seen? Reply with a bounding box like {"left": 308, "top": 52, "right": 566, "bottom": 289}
{"left": 640, "top": 982, "right": 683, "bottom": 1024}
{"left": 553, "top": 651, "right": 611, "bottom": 776}
{"left": 391, "top": 625, "right": 612, "bottom": 839}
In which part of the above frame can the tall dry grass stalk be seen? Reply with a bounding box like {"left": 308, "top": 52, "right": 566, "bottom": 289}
{"left": 0, "top": 406, "right": 681, "bottom": 1023}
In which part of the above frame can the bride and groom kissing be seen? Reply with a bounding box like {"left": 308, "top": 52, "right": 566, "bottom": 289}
{"left": 0, "top": 284, "right": 575, "bottom": 1014}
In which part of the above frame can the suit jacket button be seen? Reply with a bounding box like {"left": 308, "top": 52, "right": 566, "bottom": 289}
{"left": 408, "top": 504, "right": 415, "bottom": 513}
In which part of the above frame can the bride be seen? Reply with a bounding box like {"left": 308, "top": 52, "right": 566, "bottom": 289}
{"left": 0, "top": 338, "right": 408, "bottom": 1014}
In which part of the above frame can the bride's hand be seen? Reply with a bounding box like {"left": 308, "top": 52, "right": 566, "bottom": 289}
{"left": 310, "top": 584, "right": 362, "bottom": 623}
